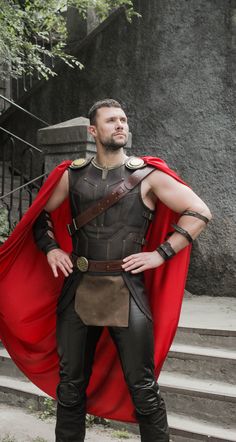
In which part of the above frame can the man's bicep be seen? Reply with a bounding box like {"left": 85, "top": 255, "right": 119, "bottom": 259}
{"left": 44, "top": 170, "right": 69, "bottom": 212}
{"left": 150, "top": 170, "right": 210, "bottom": 214}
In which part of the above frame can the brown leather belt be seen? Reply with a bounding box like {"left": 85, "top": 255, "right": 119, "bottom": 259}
{"left": 72, "top": 255, "right": 123, "bottom": 273}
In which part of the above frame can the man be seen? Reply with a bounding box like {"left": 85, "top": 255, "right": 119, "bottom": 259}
{"left": 31, "top": 98, "right": 212, "bottom": 441}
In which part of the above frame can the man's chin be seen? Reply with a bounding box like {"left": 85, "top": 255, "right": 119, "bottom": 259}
{"left": 104, "top": 143, "right": 126, "bottom": 152}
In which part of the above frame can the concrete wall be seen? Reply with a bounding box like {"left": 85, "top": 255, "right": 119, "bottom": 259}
{"left": 1, "top": 0, "right": 235, "bottom": 297}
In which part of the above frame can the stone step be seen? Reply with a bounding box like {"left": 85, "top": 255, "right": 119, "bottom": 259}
{"left": 2, "top": 344, "right": 236, "bottom": 388}
{"left": 164, "top": 343, "right": 236, "bottom": 384}
{"left": 168, "top": 413, "right": 236, "bottom": 442}
{"left": 0, "top": 375, "right": 49, "bottom": 411}
{"left": 1, "top": 348, "right": 236, "bottom": 430}
{"left": 0, "top": 374, "right": 235, "bottom": 442}
{"left": 174, "top": 326, "right": 236, "bottom": 351}
{"left": 176, "top": 294, "right": 236, "bottom": 352}
{"left": 0, "top": 347, "right": 27, "bottom": 380}
{"left": 159, "top": 372, "right": 236, "bottom": 428}
{"left": 117, "top": 414, "right": 236, "bottom": 442}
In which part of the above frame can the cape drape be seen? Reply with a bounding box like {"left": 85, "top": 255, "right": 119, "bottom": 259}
{"left": 0, "top": 156, "right": 191, "bottom": 422}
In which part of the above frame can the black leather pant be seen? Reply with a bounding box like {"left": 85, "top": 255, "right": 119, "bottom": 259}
{"left": 55, "top": 295, "right": 169, "bottom": 442}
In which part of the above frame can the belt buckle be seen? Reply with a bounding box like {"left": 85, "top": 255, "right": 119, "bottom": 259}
{"left": 76, "top": 256, "right": 89, "bottom": 272}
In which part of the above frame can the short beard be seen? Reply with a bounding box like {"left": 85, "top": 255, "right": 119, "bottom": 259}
{"left": 103, "top": 142, "right": 125, "bottom": 152}
{"left": 101, "top": 136, "right": 127, "bottom": 152}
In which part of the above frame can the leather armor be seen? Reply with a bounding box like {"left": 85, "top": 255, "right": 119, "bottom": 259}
{"left": 58, "top": 158, "right": 155, "bottom": 320}
{"left": 69, "top": 159, "right": 154, "bottom": 261}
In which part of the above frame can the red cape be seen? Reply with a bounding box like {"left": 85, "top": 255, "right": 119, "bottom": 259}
{"left": 0, "top": 156, "right": 191, "bottom": 422}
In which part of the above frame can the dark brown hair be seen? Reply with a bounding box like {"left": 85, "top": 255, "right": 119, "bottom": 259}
{"left": 88, "top": 99, "right": 122, "bottom": 125}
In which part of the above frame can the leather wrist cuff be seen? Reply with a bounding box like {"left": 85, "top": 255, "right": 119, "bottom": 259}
{"left": 33, "top": 210, "right": 59, "bottom": 255}
{"left": 43, "top": 242, "right": 60, "bottom": 255}
{"left": 156, "top": 241, "right": 176, "bottom": 261}
{"left": 171, "top": 223, "right": 193, "bottom": 243}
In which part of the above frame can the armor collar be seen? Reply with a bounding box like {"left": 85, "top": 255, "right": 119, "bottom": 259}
{"left": 91, "top": 157, "right": 126, "bottom": 171}
{"left": 91, "top": 157, "right": 127, "bottom": 180}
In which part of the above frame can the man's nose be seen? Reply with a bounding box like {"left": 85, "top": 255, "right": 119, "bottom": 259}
{"left": 115, "top": 119, "right": 123, "bottom": 128}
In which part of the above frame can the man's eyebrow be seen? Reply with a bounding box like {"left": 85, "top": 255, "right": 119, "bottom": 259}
{"left": 105, "top": 115, "right": 127, "bottom": 120}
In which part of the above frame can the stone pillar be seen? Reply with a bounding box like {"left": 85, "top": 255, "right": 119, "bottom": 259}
{"left": 37, "top": 116, "right": 132, "bottom": 173}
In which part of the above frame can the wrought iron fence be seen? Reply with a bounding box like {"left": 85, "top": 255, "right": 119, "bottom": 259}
{"left": 0, "top": 91, "right": 49, "bottom": 230}
{"left": 0, "top": 94, "right": 49, "bottom": 126}
{"left": 0, "top": 129, "right": 46, "bottom": 228}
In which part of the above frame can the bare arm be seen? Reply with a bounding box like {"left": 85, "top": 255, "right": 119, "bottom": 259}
{"left": 148, "top": 170, "right": 212, "bottom": 247}
{"left": 123, "top": 170, "right": 212, "bottom": 273}
{"left": 45, "top": 170, "right": 69, "bottom": 212}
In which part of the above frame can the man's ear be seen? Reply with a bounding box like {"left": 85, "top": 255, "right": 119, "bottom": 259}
{"left": 88, "top": 125, "right": 96, "bottom": 138}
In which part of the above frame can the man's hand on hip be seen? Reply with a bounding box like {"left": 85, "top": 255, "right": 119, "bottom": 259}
{"left": 47, "top": 249, "right": 73, "bottom": 278}
{"left": 122, "top": 251, "right": 165, "bottom": 274}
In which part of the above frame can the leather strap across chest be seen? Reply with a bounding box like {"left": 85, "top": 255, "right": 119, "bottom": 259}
{"left": 67, "top": 165, "right": 155, "bottom": 236}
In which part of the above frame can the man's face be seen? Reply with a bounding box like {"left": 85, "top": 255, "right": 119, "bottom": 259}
{"left": 89, "top": 107, "right": 129, "bottom": 151}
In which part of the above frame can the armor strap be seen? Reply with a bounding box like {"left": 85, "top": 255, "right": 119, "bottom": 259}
{"left": 181, "top": 210, "right": 210, "bottom": 224}
{"left": 171, "top": 223, "right": 193, "bottom": 243}
{"left": 67, "top": 165, "right": 155, "bottom": 236}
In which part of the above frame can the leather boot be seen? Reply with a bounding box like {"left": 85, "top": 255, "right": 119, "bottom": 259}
{"left": 136, "top": 396, "right": 170, "bottom": 442}
{"left": 55, "top": 402, "right": 86, "bottom": 442}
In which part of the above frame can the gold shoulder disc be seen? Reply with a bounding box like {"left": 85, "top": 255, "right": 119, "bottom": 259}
{"left": 125, "top": 157, "right": 146, "bottom": 170}
{"left": 69, "top": 158, "right": 91, "bottom": 169}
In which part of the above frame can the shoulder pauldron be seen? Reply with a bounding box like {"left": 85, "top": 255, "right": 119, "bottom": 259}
{"left": 69, "top": 157, "right": 92, "bottom": 170}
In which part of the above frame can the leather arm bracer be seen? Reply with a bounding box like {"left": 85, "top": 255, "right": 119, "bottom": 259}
{"left": 166, "top": 210, "right": 210, "bottom": 244}
{"left": 33, "top": 210, "right": 59, "bottom": 255}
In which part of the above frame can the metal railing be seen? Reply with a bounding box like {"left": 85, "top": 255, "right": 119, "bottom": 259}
{"left": 0, "top": 171, "right": 47, "bottom": 234}
{"left": 0, "top": 135, "right": 45, "bottom": 226}
{"left": 0, "top": 73, "right": 37, "bottom": 113}
{"left": 0, "top": 87, "right": 49, "bottom": 228}
{"left": 0, "top": 172, "right": 47, "bottom": 201}
{"left": 0, "top": 173, "right": 47, "bottom": 242}
{"left": 0, "top": 129, "right": 45, "bottom": 227}
{"left": 0, "top": 94, "right": 49, "bottom": 126}
{"left": 0, "top": 126, "right": 43, "bottom": 153}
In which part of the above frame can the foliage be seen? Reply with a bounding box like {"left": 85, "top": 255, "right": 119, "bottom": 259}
{"left": 111, "top": 429, "right": 132, "bottom": 439}
{"left": 0, "top": 204, "right": 10, "bottom": 245}
{"left": 86, "top": 413, "right": 109, "bottom": 427}
{"left": 31, "top": 438, "right": 48, "bottom": 442}
{"left": 0, "top": 435, "right": 17, "bottom": 442}
{"left": 0, "top": 0, "right": 137, "bottom": 80}
{"left": 38, "top": 397, "right": 56, "bottom": 420}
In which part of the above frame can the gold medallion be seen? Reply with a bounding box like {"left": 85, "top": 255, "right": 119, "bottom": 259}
{"left": 125, "top": 157, "right": 145, "bottom": 170}
{"left": 77, "top": 256, "right": 89, "bottom": 272}
{"left": 70, "top": 158, "right": 90, "bottom": 169}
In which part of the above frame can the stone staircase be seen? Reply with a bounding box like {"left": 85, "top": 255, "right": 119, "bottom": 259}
{"left": 0, "top": 294, "right": 236, "bottom": 441}
{"left": 161, "top": 328, "right": 236, "bottom": 441}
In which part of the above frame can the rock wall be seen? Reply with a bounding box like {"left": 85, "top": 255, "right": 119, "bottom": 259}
{"left": 1, "top": 0, "right": 235, "bottom": 296}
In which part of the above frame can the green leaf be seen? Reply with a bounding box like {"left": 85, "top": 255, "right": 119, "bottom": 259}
{"left": 0, "top": 0, "right": 137, "bottom": 80}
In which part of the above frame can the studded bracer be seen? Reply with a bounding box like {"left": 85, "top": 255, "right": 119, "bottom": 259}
{"left": 69, "top": 160, "right": 154, "bottom": 261}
